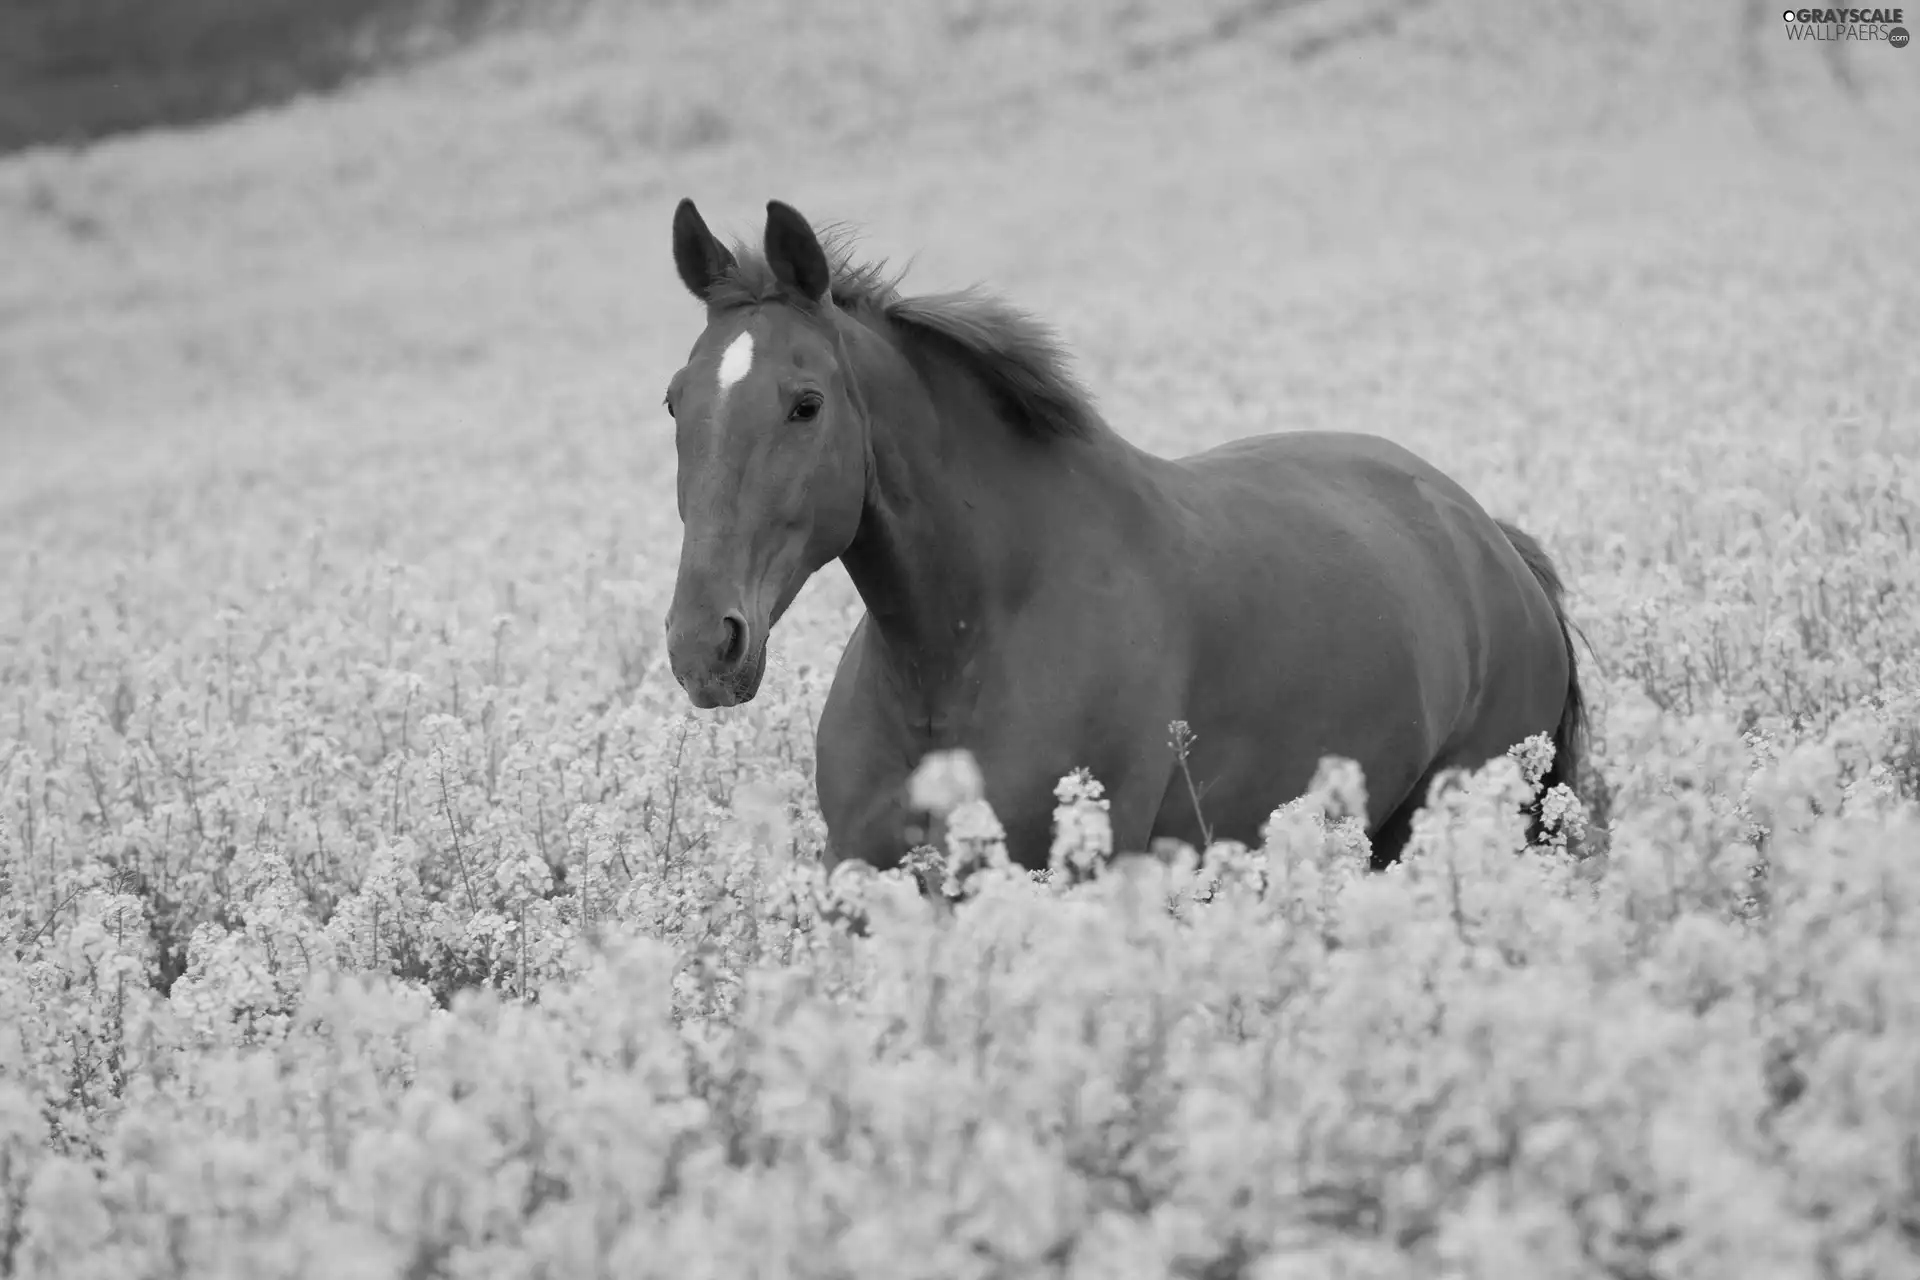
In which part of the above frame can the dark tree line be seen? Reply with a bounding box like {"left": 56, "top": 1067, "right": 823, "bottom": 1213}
{"left": 0, "top": 0, "right": 576, "bottom": 155}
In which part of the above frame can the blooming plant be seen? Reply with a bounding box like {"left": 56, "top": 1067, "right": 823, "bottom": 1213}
{"left": 3, "top": 3, "right": 1919, "bottom": 1273}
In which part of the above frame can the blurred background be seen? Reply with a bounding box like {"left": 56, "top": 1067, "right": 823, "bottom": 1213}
{"left": 1, "top": 0, "right": 1904, "bottom": 154}
{"left": 1, "top": 0, "right": 1914, "bottom": 667}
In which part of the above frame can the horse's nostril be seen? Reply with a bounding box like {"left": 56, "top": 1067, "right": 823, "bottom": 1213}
{"left": 719, "top": 613, "right": 748, "bottom": 666}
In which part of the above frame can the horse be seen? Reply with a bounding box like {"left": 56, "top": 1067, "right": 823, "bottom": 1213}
{"left": 660, "top": 198, "right": 1587, "bottom": 873}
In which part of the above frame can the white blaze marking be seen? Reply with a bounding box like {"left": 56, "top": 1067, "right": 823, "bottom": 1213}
{"left": 715, "top": 331, "right": 754, "bottom": 406}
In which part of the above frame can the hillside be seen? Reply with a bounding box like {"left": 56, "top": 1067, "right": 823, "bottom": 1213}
{"left": 2, "top": 2, "right": 1919, "bottom": 1275}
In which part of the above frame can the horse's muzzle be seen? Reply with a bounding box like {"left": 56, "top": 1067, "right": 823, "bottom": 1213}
{"left": 666, "top": 605, "right": 766, "bottom": 707}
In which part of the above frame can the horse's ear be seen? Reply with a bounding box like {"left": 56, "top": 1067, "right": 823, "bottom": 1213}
{"left": 763, "top": 200, "right": 831, "bottom": 302}
{"left": 672, "top": 198, "right": 736, "bottom": 302}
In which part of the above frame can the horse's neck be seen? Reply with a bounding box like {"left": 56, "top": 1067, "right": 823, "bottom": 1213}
{"left": 837, "top": 342, "right": 1061, "bottom": 688}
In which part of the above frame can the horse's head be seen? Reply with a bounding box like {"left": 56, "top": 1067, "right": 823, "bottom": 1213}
{"left": 662, "top": 198, "right": 870, "bottom": 708}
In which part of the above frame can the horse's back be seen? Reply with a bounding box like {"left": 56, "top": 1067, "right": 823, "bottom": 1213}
{"left": 1155, "top": 430, "right": 1568, "bottom": 830}
{"left": 1173, "top": 431, "right": 1545, "bottom": 631}
{"left": 1169, "top": 430, "right": 1532, "bottom": 651}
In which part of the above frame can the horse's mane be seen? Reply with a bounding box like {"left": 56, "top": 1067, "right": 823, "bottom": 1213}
{"left": 706, "top": 226, "right": 1104, "bottom": 442}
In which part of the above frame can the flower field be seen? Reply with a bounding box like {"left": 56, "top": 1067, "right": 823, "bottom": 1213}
{"left": 3, "top": 2, "right": 1919, "bottom": 1276}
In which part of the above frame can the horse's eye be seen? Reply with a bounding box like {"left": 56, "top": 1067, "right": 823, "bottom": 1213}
{"left": 789, "top": 393, "right": 823, "bottom": 423}
{"left": 663, "top": 393, "right": 676, "bottom": 419}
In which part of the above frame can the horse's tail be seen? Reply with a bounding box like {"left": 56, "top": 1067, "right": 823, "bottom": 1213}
{"left": 1496, "top": 519, "right": 1588, "bottom": 799}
